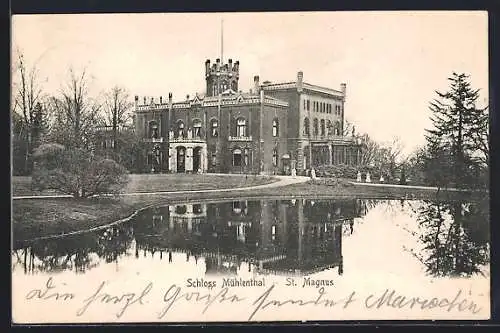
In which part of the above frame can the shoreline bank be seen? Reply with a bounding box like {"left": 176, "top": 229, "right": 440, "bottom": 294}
{"left": 12, "top": 178, "right": 487, "bottom": 244}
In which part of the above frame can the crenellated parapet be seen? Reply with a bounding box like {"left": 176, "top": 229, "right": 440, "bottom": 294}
{"left": 135, "top": 93, "right": 174, "bottom": 111}
{"left": 205, "top": 58, "right": 240, "bottom": 97}
{"left": 205, "top": 58, "right": 239, "bottom": 77}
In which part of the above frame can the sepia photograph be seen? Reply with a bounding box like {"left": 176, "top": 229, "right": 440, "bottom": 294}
{"left": 11, "top": 11, "right": 490, "bottom": 323}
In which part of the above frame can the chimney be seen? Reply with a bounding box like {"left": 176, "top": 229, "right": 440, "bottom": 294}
{"left": 150, "top": 97, "right": 154, "bottom": 105}
{"left": 216, "top": 58, "right": 220, "bottom": 70}
{"left": 159, "top": 96, "right": 163, "bottom": 104}
{"left": 168, "top": 92, "right": 173, "bottom": 106}
{"left": 228, "top": 58, "right": 233, "bottom": 70}
{"left": 254, "top": 75, "right": 260, "bottom": 94}
{"left": 340, "top": 83, "right": 347, "bottom": 100}
{"left": 234, "top": 60, "right": 239, "bottom": 72}
{"left": 143, "top": 97, "right": 146, "bottom": 105}
{"left": 297, "top": 71, "right": 304, "bottom": 93}
{"left": 134, "top": 95, "right": 139, "bottom": 107}
{"left": 205, "top": 59, "right": 210, "bottom": 74}
{"left": 186, "top": 94, "right": 190, "bottom": 100}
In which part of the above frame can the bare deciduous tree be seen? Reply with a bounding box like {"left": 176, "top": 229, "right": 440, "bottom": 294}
{"left": 100, "top": 86, "right": 134, "bottom": 153}
{"left": 48, "top": 68, "right": 101, "bottom": 149}
{"left": 357, "top": 133, "right": 379, "bottom": 166}
{"left": 11, "top": 48, "right": 48, "bottom": 173}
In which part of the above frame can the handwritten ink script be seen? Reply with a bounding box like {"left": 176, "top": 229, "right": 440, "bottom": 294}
{"left": 20, "top": 277, "right": 485, "bottom": 322}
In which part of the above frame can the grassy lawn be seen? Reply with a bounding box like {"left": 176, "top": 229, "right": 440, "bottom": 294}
{"left": 12, "top": 173, "right": 276, "bottom": 197}
{"left": 12, "top": 177, "right": 486, "bottom": 242}
{"left": 280, "top": 180, "right": 487, "bottom": 201}
{"left": 123, "top": 173, "right": 274, "bottom": 193}
{"left": 13, "top": 198, "right": 137, "bottom": 241}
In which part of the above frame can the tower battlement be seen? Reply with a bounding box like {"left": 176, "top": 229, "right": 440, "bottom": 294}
{"left": 205, "top": 58, "right": 240, "bottom": 96}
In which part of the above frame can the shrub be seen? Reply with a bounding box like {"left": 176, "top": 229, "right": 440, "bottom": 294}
{"left": 315, "top": 164, "right": 358, "bottom": 179}
{"left": 32, "top": 143, "right": 129, "bottom": 198}
{"left": 309, "top": 178, "right": 354, "bottom": 187}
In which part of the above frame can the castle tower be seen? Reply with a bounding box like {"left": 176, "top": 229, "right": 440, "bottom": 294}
{"left": 205, "top": 58, "right": 239, "bottom": 96}
{"left": 205, "top": 19, "right": 239, "bottom": 96}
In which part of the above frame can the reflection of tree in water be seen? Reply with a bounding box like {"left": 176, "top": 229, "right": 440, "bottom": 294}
{"left": 96, "top": 224, "right": 134, "bottom": 263}
{"left": 12, "top": 222, "right": 134, "bottom": 274}
{"left": 205, "top": 254, "right": 239, "bottom": 275}
{"left": 416, "top": 200, "right": 489, "bottom": 277}
{"left": 12, "top": 234, "right": 99, "bottom": 274}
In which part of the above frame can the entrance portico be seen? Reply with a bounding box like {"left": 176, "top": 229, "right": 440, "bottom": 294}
{"left": 169, "top": 140, "right": 208, "bottom": 173}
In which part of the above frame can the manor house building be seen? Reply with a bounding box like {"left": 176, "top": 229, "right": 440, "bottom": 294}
{"left": 134, "top": 57, "right": 362, "bottom": 175}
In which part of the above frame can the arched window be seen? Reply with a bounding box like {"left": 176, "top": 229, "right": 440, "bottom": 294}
{"left": 244, "top": 148, "right": 250, "bottom": 166}
{"left": 233, "top": 148, "right": 242, "bottom": 167}
{"left": 193, "top": 204, "right": 202, "bottom": 214}
{"left": 307, "top": 100, "right": 310, "bottom": 111}
{"left": 192, "top": 119, "right": 202, "bottom": 138}
{"left": 176, "top": 120, "right": 185, "bottom": 138}
{"left": 272, "top": 148, "right": 278, "bottom": 167}
{"left": 175, "top": 205, "right": 187, "bottom": 214}
{"left": 313, "top": 118, "right": 319, "bottom": 136}
{"left": 320, "top": 119, "right": 325, "bottom": 136}
{"left": 211, "top": 152, "right": 217, "bottom": 166}
{"left": 327, "top": 120, "right": 332, "bottom": 135}
{"left": 210, "top": 118, "right": 218, "bottom": 137}
{"left": 221, "top": 80, "right": 228, "bottom": 92}
{"left": 149, "top": 120, "right": 159, "bottom": 139}
{"left": 272, "top": 118, "right": 279, "bottom": 137}
{"left": 334, "top": 121, "right": 341, "bottom": 136}
{"left": 236, "top": 118, "right": 247, "bottom": 137}
{"left": 304, "top": 117, "right": 310, "bottom": 136}
{"left": 233, "top": 201, "right": 242, "bottom": 214}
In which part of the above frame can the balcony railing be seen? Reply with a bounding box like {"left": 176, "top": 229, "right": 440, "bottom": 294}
{"left": 143, "top": 137, "right": 164, "bottom": 143}
{"left": 228, "top": 135, "right": 253, "bottom": 142}
{"left": 305, "top": 134, "right": 358, "bottom": 144}
{"left": 170, "top": 135, "right": 206, "bottom": 143}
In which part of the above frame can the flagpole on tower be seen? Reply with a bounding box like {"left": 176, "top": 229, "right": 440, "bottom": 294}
{"left": 221, "top": 18, "right": 224, "bottom": 64}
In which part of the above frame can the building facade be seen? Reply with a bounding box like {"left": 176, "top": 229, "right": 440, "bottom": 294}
{"left": 134, "top": 57, "right": 362, "bottom": 175}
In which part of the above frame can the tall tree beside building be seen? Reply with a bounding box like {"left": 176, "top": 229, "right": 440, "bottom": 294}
{"left": 424, "top": 72, "right": 488, "bottom": 189}
{"left": 47, "top": 68, "right": 101, "bottom": 149}
{"left": 11, "top": 50, "right": 49, "bottom": 174}
{"left": 357, "top": 133, "right": 379, "bottom": 167}
{"left": 101, "top": 86, "right": 134, "bottom": 153}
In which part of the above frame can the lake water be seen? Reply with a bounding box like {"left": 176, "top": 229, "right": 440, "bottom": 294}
{"left": 11, "top": 198, "right": 490, "bottom": 322}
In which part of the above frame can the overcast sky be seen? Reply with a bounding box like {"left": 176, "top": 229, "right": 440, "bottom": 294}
{"left": 12, "top": 11, "right": 488, "bottom": 156}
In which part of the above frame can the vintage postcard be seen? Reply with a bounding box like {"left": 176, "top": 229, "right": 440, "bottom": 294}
{"left": 11, "top": 11, "right": 490, "bottom": 323}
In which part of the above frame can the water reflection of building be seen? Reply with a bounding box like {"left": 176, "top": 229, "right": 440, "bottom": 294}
{"left": 133, "top": 199, "right": 367, "bottom": 276}
{"left": 13, "top": 199, "right": 489, "bottom": 278}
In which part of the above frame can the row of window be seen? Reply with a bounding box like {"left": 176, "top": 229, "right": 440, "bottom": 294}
{"left": 230, "top": 148, "right": 250, "bottom": 167}
{"left": 303, "top": 117, "right": 342, "bottom": 136}
{"left": 210, "top": 80, "right": 237, "bottom": 96}
{"left": 230, "top": 147, "right": 280, "bottom": 167}
{"left": 303, "top": 99, "right": 342, "bottom": 115}
{"left": 148, "top": 117, "right": 280, "bottom": 139}
{"left": 101, "top": 139, "right": 115, "bottom": 149}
